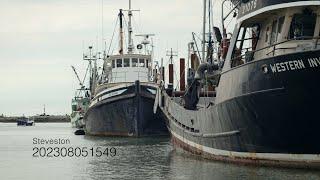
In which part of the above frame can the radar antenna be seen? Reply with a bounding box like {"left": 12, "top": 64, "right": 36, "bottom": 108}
{"left": 135, "top": 34, "right": 155, "bottom": 54}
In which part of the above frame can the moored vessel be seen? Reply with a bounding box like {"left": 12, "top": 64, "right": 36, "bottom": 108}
{"left": 84, "top": 0, "right": 167, "bottom": 137}
{"left": 157, "top": 0, "right": 320, "bottom": 169}
{"left": 17, "top": 117, "right": 34, "bottom": 126}
{"left": 70, "top": 66, "right": 90, "bottom": 129}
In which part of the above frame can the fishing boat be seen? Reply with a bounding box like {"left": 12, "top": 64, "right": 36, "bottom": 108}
{"left": 84, "top": 0, "right": 167, "bottom": 137}
{"left": 157, "top": 0, "right": 320, "bottom": 169}
{"left": 70, "top": 66, "right": 90, "bottom": 129}
{"left": 71, "top": 95, "right": 89, "bottom": 129}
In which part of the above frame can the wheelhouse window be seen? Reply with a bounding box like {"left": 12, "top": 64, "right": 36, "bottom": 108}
{"left": 270, "top": 20, "right": 277, "bottom": 44}
{"left": 116, "top": 59, "right": 122, "bottom": 68}
{"left": 132, "top": 58, "right": 138, "bottom": 67}
{"left": 124, "top": 58, "right": 130, "bottom": 67}
{"left": 277, "top": 17, "right": 285, "bottom": 42}
{"left": 270, "top": 16, "right": 285, "bottom": 45}
{"left": 72, "top": 104, "right": 77, "bottom": 111}
{"left": 139, "top": 58, "right": 145, "bottom": 67}
{"left": 265, "top": 26, "right": 270, "bottom": 43}
{"left": 112, "top": 60, "right": 115, "bottom": 68}
{"left": 231, "top": 24, "right": 261, "bottom": 68}
{"left": 289, "top": 8, "right": 316, "bottom": 39}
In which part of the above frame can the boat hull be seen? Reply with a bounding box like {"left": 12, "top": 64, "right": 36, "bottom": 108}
{"left": 85, "top": 81, "right": 168, "bottom": 137}
{"left": 70, "top": 113, "right": 85, "bottom": 129}
{"left": 161, "top": 50, "right": 320, "bottom": 168}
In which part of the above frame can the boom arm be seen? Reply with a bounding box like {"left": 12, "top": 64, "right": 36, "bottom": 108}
{"left": 71, "top": 66, "right": 84, "bottom": 88}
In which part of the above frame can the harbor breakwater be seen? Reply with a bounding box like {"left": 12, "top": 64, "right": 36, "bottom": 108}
{"left": 0, "top": 115, "right": 70, "bottom": 123}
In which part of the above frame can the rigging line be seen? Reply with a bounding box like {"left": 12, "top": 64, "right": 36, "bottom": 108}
{"left": 107, "top": 16, "right": 119, "bottom": 56}
{"left": 205, "top": 65, "right": 209, "bottom": 105}
{"left": 183, "top": 77, "right": 196, "bottom": 97}
{"left": 132, "top": 16, "right": 141, "bottom": 34}
{"left": 101, "top": 0, "right": 104, "bottom": 52}
{"left": 210, "top": 0, "right": 215, "bottom": 30}
{"left": 163, "top": 57, "right": 171, "bottom": 69}
{"left": 111, "top": 47, "right": 115, "bottom": 56}
{"left": 194, "top": 33, "right": 203, "bottom": 44}
{"left": 226, "top": 17, "right": 233, "bottom": 29}
{"left": 123, "top": 15, "right": 129, "bottom": 51}
{"left": 192, "top": 32, "right": 203, "bottom": 60}
{"left": 163, "top": 49, "right": 176, "bottom": 70}
{"left": 174, "top": 67, "right": 187, "bottom": 92}
{"left": 82, "top": 63, "right": 91, "bottom": 88}
{"left": 173, "top": 66, "right": 180, "bottom": 91}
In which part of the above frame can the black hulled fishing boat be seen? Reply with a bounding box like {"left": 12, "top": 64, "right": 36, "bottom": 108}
{"left": 157, "top": 0, "right": 320, "bottom": 168}
{"left": 84, "top": 0, "right": 167, "bottom": 137}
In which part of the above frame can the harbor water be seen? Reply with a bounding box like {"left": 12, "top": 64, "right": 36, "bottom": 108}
{"left": 0, "top": 123, "right": 319, "bottom": 180}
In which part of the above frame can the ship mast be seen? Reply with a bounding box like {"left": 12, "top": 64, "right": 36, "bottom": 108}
{"left": 128, "top": 0, "right": 134, "bottom": 53}
{"left": 207, "top": 0, "right": 213, "bottom": 64}
{"left": 202, "top": 0, "right": 207, "bottom": 63}
{"left": 119, "top": 9, "right": 124, "bottom": 55}
{"left": 83, "top": 46, "right": 97, "bottom": 97}
{"left": 117, "top": 1, "right": 140, "bottom": 55}
{"left": 202, "top": 0, "right": 215, "bottom": 63}
{"left": 125, "top": 0, "right": 139, "bottom": 54}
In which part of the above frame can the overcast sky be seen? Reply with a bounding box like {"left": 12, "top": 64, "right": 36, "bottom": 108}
{"left": 0, "top": 0, "right": 226, "bottom": 116}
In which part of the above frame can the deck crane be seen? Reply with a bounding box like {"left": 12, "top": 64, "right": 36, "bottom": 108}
{"left": 71, "top": 66, "right": 85, "bottom": 89}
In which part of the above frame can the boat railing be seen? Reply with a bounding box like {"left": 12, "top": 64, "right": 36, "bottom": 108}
{"left": 230, "top": 36, "right": 320, "bottom": 64}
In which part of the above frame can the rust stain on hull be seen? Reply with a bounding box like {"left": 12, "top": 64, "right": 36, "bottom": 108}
{"left": 170, "top": 132, "right": 320, "bottom": 170}
{"left": 87, "top": 131, "right": 169, "bottom": 137}
{"left": 86, "top": 131, "right": 135, "bottom": 137}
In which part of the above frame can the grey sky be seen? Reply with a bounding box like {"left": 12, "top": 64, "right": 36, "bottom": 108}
{"left": 0, "top": 0, "right": 225, "bottom": 116}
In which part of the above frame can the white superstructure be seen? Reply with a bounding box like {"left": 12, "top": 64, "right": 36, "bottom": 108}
{"left": 103, "top": 54, "right": 152, "bottom": 83}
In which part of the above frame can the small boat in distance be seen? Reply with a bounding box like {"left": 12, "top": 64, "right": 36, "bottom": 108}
{"left": 17, "top": 117, "right": 34, "bottom": 126}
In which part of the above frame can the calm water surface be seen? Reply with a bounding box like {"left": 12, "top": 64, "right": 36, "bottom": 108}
{"left": 0, "top": 123, "right": 319, "bottom": 180}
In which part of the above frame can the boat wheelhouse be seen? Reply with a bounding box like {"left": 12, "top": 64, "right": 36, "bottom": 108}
{"left": 226, "top": 0, "right": 320, "bottom": 68}
{"left": 106, "top": 54, "right": 151, "bottom": 83}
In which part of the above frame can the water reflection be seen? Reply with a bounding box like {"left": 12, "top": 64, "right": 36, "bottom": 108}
{"left": 81, "top": 135, "right": 320, "bottom": 180}
{"left": 0, "top": 123, "right": 319, "bottom": 180}
{"left": 166, "top": 150, "right": 320, "bottom": 180}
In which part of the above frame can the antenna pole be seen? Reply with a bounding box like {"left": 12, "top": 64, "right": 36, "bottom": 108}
{"left": 101, "top": 0, "right": 104, "bottom": 52}
{"left": 208, "top": 0, "right": 213, "bottom": 63}
{"left": 123, "top": 0, "right": 139, "bottom": 54}
{"left": 119, "top": 9, "right": 124, "bottom": 55}
{"left": 166, "top": 48, "right": 177, "bottom": 87}
{"left": 83, "top": 46, "right": 98, "bottom": 97}
{"left": 128, "top": 0, "right": 134, "bottom": 53}
{"left": 90, "top": 47, "right": 92, "bottom": 87}
{"left": 166, "top": 48, "right": 178, "bottom": 64}
{"left": 202, "top": 0, "right": 207, "bottom": 63}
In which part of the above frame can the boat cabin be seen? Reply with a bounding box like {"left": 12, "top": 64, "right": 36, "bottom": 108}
{"left": 103, "top": 54, "right": 152, "bottom": 83}
{"left": 225, "top": 1, "right": 320, "bottom": 69}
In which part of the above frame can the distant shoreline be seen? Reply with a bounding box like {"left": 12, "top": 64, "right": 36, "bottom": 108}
{"left": 0, "top": 115, "right": 70, "bottom": 123}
